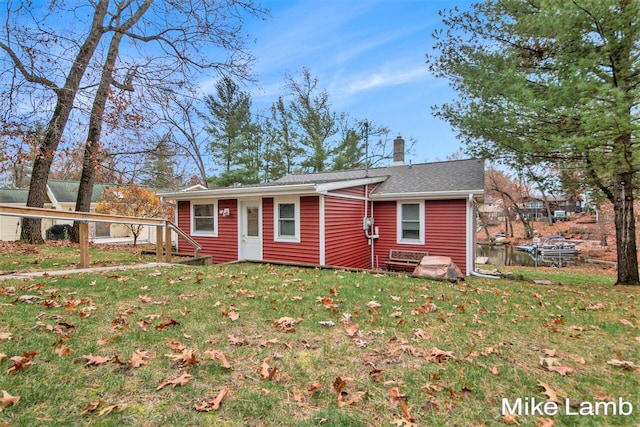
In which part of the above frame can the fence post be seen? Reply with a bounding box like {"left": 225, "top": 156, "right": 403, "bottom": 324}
{"left": 79, "top": 222, "right": 89, "bottom": 268}
{"left": 164, "top": 221, "right": 172, "bottom": 263}
{"left": 156, "top": 225, "right": 163, "bottom": 263}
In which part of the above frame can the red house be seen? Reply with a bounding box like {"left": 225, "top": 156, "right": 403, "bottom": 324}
{"left": 158, "top": 158, "right": 484, "bottom": 275}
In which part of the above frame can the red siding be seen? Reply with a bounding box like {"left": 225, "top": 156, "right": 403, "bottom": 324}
{"left": 177, "top": 199, "right": 238, "bottom": 264}
{"left": 324, "top": 194, "right": 371, "bottom": 268}
{"left": 263, "top": 196, "right": 320, "bottom": 264}
{"left": 373, "top": 199, "right": 468, "bottom": 275}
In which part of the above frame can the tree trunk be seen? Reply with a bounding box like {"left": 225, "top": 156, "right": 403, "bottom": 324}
{"left": 20, "top": 0, "right": 109, "bottom": 243}
{"left": 613, "top": 173, "right": 639, "bottom": 285}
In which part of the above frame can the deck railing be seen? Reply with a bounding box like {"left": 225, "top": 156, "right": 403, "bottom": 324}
{"left": 0, "top": 204, "right": 201, "bottom": 268}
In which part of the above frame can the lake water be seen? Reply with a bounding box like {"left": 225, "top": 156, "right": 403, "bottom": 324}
{"left": 476, "top": 244, "right": 580, "bottom": 267}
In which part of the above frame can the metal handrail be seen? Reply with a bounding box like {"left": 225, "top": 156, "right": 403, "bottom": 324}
{"left": 167, "top": 221, "right": 201, "bottom": 256}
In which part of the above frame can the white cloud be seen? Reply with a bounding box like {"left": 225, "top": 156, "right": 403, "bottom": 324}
{"left": 348, "top": 66, "right": 430, "bottom": 93}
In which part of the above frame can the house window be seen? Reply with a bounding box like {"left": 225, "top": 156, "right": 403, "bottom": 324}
{"left": 397, "top": 201, "right": 424, "bottom": 244}
{"left": 274, "top": 197, "right": 300, "bottom": 242}
{"left": 192, "top": 202, "right": 217, "bottom": 236}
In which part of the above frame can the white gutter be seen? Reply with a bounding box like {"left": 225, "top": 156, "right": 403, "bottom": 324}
{"left": 369, "top": 189, "right": 484, "bottom": 201}
{"left": 157, "top": 183, "right": 317, "bottom": 201}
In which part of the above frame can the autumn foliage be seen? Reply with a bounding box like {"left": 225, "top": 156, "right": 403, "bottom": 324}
{"left": 96, "top": 184, "right": 173, "bottom": 245}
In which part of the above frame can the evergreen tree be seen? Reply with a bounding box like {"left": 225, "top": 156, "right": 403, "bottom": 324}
{"left": 427, "top": 0, "right": 640, "bottom": 285}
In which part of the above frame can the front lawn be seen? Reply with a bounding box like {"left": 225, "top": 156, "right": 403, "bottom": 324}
{"left": 0, "top": 241, "right": 156, "bottom": 272}
{"left": 0, "top": 263, "right": 638, "bottom": 426}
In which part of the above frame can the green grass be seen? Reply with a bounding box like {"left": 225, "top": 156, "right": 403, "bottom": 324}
{"left": 0, "top": 261, "right": 638, "bottom": 426}
{"left": 0, "top": 241, "right": 157, "bottom": 272}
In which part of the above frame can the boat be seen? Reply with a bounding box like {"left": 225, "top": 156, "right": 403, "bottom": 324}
{"left": 514, "top": 243, "right": 538, "bottom": 254}
{"left": 538, "top": 240, "right": 580, "bottom": 257}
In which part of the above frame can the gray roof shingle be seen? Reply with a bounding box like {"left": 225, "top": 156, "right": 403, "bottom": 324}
{"left": 275, "top": 159, "right": 484, "bottom": 195}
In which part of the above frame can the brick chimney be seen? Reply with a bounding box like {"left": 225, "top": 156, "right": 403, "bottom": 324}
{"left": 393, "top": 135, "right": 405, "bottom": 166}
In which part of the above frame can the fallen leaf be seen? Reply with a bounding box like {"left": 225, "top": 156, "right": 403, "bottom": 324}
{"left": 538, "top": 382, "right": 559, "bottom": 403}
{"left": 258, "top": 358, "right": 280, "bottom": 380}
{"left": 227, "top": 334, "right": 246, "bottom": 346}
{"left": 155, "top": 318, "right": 180, "bottom": 330}
{"left": 607, "top": 359, "right": 639, "bottom": 371}
{"left": 165, "top": 349, "right": 198, "bottom": 369}
{"left": 80, "top": 399, "right": 102, "bottom": 414}
{"left": 6, "top": 354, "right": 36, "bottom": 374}
{"left": 0, "top": 332, "right": 12, "bottom": 340}
{"left": 194, "top": 387, "right": 229, "bottom": 412}
{"left": 425, "top": 347, "right": 454, "bottom": 363}
{"left": 503, "top": 414, "right": 520, "bottom": 425}
{"left": 547, "top": 365, "right": 574, "bottom": 376}
{"left": 130, "top": 350, "right": 151, "bottom": 368}
{"left": 83, "top": 354, "right": 111, "bottom": 367}
{"left": 307, "top": 381, "right": 323, "bottom": 393}
{"left": 536, "top": 418, "right": 555, "bottom": 427}
{"left": 203, "top": 350, "right": 232, "bottom": 369}
{"left": 55, "top": 345, "right": 73, "bottom": 357}
{"left": 0, "top": 390, "right": 20, "bottom": 409}
{"left": 156, "top": 373, "right": 194, "bottom": 390}
{"left": 333, "top": 377, "right": 347, "bottom": 395}
{"left": 98, "top": 403, "right": 126, "bottom": 416}
{"left": 273, "top": 316, "right": 302, "bottom": 332}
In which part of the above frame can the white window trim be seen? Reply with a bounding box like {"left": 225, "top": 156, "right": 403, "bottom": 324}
{"left": 274, "top": 196, "right": 300, "bottom": 243}
{"left": 397, "top": 200, "right": 425, "bottom": 245}
{"left": 191, "top": 200, "right": 218, "bottom": 237}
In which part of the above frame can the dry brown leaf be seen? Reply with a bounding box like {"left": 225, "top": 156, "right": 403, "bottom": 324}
{"left": 130, "top": 350, "right": 151, "bottom": 368}
{"left": 413, "top": 328, "right": 432, "bottom": 340}
{"left": 538, "top": 382, "right": 559, "bottom": 403}
{"left": 537, "top": 417, "right": 555, "bottom": 427}
{"left": 194, "top": 387, "right": 229, "bottom": 412}
{"left": 0, "top": 353, "right": 6, "bottom": 363}
{"left": 333, "top": 377, "right": 347, "bottom": 395}
{"left": 0, "top": 332, "right": 12, "bottom": 340}
{"left": 83, "top": 354, "right": 111, "bottom": 367}
{"left": 342, "top": 321, "right": 360, "bottom": 337}
{"left": 503, "top": 414, "right": 520, "bottom": 425}
{"left": 273, "top": 316, "right": 302, "bottom": 332}
{"left": 80, "top": 399, "right": 102, "bottom": 414}
{"left": 547, "top": 365, "right": 574, "bottom": 376}
{"left": 307, "top": 381, "right": 323, "bottom": 393}
{"left": 55, "top": 345, "right": 73, "bottom": 357}
{"left": 0, "top": 390, "right": 20, "bottom": 409}
{"left": 96, "top": 337, "right": 110, "bottom": 346}
{"left": 156, "top": 373, "right": 193, "bottom": 390}
{"left": 97, "top": 403, "right": 126, "bottom": 416}
{"left": 257, "top": 358, "right": 280, "bottom": 380}
{"left": 425, "top": 347, "right": 454, "bottom": 363}
{"left": 7, "top": 354, "right": 35, "bottom": 373}
{"left": 165, "top": 349, "right": 198, "bottom": 369}
{"left": 227, "top": 334, "right": 246, "bottom": 346}
{"left": 203, "top": 350, "right": 232, "bottom": 369}
{"left": 292, "top": 390, "right": 310, "bottom": 407}
{"left": 607, "top": 359, "right": 639, "bottom": 371}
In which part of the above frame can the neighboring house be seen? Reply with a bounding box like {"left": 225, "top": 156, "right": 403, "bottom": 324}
{"left": 0, "top": 188, "right": 32, "bottom": 241}
{"left": 518, "top": 195, "right": 584, "bottom": 221}
{"left": 158, "top": 158, "right": 485, "bottom": 275}
{"left": 0, "top": 180, "right": 160, "bottom": 243}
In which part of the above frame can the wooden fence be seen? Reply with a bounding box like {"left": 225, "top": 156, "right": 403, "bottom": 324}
{"left": 0, "top": 204, "right": 200, "bottom": 268}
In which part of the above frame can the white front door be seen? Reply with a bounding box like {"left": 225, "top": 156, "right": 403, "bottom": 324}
{"left": 239, "top": 201, "right": 261, "bottom": 260}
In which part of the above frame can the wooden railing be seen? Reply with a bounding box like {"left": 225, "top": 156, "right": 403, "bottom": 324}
{"left": 0, "top": 204, "right": 201, "bottom": 268}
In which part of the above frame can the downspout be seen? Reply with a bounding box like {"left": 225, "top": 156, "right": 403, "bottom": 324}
{"left": 469, "top": 194, "right": 501, "bottom": 279}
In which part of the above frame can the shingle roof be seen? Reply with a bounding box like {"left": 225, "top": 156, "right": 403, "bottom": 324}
{"left": 0, "top": 188, "right": 30, "bottom": 204}
{"left": 47, "top": 180, "right": 112, "bottom": 203}
{"left": 275, "top": 158, "right": 485, "bottom": 195}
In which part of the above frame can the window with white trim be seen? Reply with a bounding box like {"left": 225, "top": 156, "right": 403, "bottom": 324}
{"left": 397, "top": 201, "right": 424, "bottom": 244}
{"left": 274, "top": 197, "right": 300, "bottom": 242}
{"left": 191, "top": 202, "right": 217, "bottom": 236}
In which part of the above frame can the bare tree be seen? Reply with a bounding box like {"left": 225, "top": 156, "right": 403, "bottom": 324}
{"left": 1, "top": 0, "right": 110, "bottom": 242}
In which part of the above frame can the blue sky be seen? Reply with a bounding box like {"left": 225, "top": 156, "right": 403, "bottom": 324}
{"left": 218, "top": 0, "right": 473, "bottom": 165}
